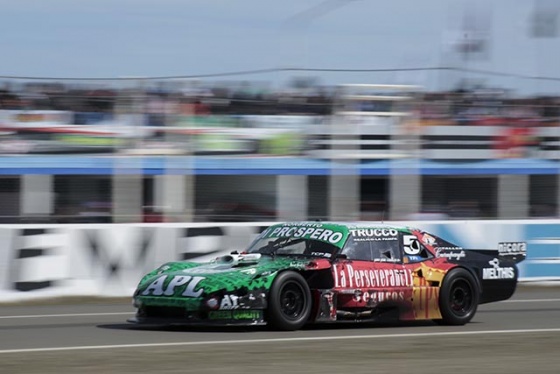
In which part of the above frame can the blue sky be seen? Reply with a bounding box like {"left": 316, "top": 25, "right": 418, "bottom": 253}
{"left": 1, "top": 0, "right": 559, "bottom": 94}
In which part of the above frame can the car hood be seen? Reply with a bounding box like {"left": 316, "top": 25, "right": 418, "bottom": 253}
{"left": 135, "top": 253, "right": 330, "bottom": 299}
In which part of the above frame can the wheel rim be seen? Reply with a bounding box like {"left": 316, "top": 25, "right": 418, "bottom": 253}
{"left": 449, "top": 279, "right": 474, "bottom": 316}
{"left": 279, "top": 281, "right": 306, "bottom": 321}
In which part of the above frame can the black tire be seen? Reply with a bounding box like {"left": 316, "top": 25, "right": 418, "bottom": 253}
{"left": 436, "top": 268, "right": 480, "bottom": 326}
{"left": 267, "top": 271, "right": 312, "bottom": 331}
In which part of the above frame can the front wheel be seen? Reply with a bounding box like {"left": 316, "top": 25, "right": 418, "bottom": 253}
{"left": 436, "top": 268, "right": 479, "bottom": 325}
{"left": 267, "top": 271, "right": 312, "bottom": 331}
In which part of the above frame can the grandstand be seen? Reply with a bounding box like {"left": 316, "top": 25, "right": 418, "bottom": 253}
{"left": 0, "top": 77, "right": 558, "bottom": 223}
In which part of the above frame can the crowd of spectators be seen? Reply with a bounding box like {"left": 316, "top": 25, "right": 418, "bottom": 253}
{"left": 417, "top": 88, "right": 560, "bottom": 127}
{"left": 1, "top": 80, "right": 559, "bottom": 127}
{"left": 0, "top": 80, "right": 334, "bottom": 121}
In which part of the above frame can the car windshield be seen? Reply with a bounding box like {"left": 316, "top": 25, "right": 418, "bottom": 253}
{"left": 341, "top": 235, "right": 401, "bottom": 262}
{"left": 246, "top": 236, "right": 339, "bottom": 258}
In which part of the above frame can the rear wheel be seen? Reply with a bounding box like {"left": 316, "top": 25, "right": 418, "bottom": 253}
{"left": 436, "top": 268, "right": 479, "bottom": 325}
{"left": 267, "top": 271, "right": 312, "bottom": 331}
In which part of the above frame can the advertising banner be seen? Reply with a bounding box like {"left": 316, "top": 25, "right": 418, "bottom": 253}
{"left": 0, "top": 220, "right": 558, "bottom": 302}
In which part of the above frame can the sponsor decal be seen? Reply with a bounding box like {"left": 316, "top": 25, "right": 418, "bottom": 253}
{"left": 350, "top": 229, "right": 398, "bottom": 238}
{"left": 219, "top": 294, "right": 239, "bottom": 310}
{"left": 436, "top": 249, "right": 467, "bottom": 261}
{"left": 311, "top": 252, "right": 332, "bottom": 258}
{"left": 267, "top": 226, "right": 344, "bottom": 244}
{"left": 405, "top": 255, "right": 423, "bottom": 262}
{"left": 498, "top": 242, "right": 527, "bottom": 256}
{"left": 435, "top": 246, "right": 463, "bottom": 251}
{"left": 482, "top": 258, "right": 515, "bottom": 280}
{"left": 403, "top": 235, "right": 421, "bottom": 255}
{"left": 354, "top": 290, "right": 405, "bottom": 303}
{"left": 421, "top": 233, "right": 436, "bottom": 245}
{"left": 208, "top": 310, "right": 262, "bottom": 320}
{"left": 141, "top": 275, "right": 205, "bottom": 297}
{"left": 333, "top": 264, "right": 413, "bottom": 288}
{"left": 231, "top": 310, "right": 262, "bottom": 320}
{"left": 206, "top": 292, "right": 265, "bottom": 311}
{"left": 353, "top": 237, "right": 398, "bottom": 242}
{"left": 208, "top": 310, "right": 232, "bottom": 320}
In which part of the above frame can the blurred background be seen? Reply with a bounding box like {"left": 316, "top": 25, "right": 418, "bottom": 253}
{"left": 1, "top": 0, "right": 560, "bottom": 224}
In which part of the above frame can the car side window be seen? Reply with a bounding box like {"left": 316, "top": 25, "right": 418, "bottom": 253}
{"left": 402, "top": 234, "right": 433, "bottom": 263}
{"left": 341, "top": 236, "right": 401, "bottom": 262}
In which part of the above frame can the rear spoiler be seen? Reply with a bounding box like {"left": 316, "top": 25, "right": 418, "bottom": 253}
{"left": 497, "top": 242, "right": 526, "bottom": 264}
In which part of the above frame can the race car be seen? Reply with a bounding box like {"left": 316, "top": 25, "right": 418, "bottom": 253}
{"left": 128, "top": 221, "right": 526, "bottom": 330}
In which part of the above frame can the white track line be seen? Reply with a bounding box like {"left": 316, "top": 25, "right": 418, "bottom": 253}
{"left": 500, "top": 298, "right": 560, "bottom": 303}
{"left": 0, "top": 312, "right": 132, "bottom": 319}
{"left": 1, "top": 328, "right": 560, "bottom": 354}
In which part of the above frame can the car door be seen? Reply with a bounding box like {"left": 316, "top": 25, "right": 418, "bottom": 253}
{"left": 332, "top": 228, "right": 413, "bottom": 309}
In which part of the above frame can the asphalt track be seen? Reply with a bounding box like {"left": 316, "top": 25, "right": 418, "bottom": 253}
{"left": 1, "top": 286, "right": 560, "bottom": 374}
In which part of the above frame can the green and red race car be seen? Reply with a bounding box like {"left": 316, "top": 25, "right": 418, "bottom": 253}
{"left": 129, "top": 221, "right": 526, "bottom": 330}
